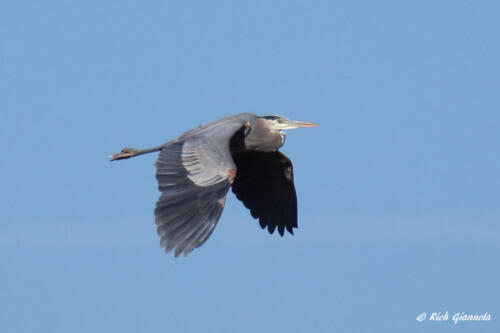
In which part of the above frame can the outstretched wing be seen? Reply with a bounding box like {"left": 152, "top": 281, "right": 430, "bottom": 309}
{"left": 231, "top": 151, "right": 297, "bottom": 236}
{"left": 155, "top": 118, "right": 248, "bottom": 257}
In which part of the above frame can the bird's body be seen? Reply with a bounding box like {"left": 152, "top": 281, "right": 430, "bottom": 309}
{"left": 111, "top": 113, "right": 318, "bottom": 257}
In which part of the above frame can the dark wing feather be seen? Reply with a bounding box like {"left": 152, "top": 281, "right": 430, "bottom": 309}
{"left": 231, "top": 151, "right": 297, "bottom": 236}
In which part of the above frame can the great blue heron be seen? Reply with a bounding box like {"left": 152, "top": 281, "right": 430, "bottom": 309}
{"left": 110, "top": 113, "right": 318, "bottom": 257}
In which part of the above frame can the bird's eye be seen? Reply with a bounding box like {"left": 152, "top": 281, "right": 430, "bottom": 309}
{"left": 277, "top": 118, "right": 284, "bottom": 123}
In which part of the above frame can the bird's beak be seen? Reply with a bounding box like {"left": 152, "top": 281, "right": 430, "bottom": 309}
{"left": 278, "top": 118, "right": 319, "bottom": 130}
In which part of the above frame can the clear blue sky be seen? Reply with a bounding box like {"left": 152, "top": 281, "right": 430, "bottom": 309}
{"left": 1, "top": 1, "right": 499, "bottom": 332}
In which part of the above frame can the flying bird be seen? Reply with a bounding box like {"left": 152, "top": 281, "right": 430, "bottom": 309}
{"left": 110, "top": 113, "right": 318, "bottom": 257}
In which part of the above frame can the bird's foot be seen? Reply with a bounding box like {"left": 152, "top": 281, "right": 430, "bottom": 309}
{"left": 109, "top": 148, "right": 139, "bottom": 161}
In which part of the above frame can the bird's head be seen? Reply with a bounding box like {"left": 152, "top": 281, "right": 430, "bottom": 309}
{"left": 260, "top": 115, "right": 319, "bottom": 131}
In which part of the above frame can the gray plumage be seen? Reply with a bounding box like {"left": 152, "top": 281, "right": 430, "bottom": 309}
{"left": 110, "top": 113, "right": 318, "bottom": 257}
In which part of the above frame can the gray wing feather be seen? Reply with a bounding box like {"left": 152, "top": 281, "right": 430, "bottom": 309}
{"left": 155, "top": 115, "right": 252, "bottom": 257}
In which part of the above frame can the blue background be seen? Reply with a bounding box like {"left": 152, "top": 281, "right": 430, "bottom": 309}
{"left": 1, "top": 1, "right": 499, "bottom": 332}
